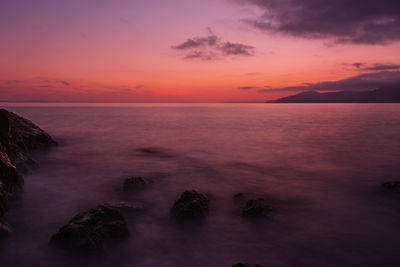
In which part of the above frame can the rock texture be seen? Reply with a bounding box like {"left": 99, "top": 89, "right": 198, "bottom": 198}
{"left": 0, "top": 109, "right": 56, "bottom": 221}
{"left": 49, "top": 205, "right": 129, "bottom": 253}
{"left": 0, "top": 151, "right": 23, "bottom": 194}
{"left": 0, "top": 151, "right": 22, "bottom": 221}
{"left": 0, "top": 108, "right": 57, "bottom": 167}
{"left": 171, "top": 190, "right": 209, "bottom": 220}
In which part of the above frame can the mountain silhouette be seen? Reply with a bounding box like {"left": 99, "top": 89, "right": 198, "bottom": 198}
{"left": 267, "top": 86, "right": 400, "bottom": 103}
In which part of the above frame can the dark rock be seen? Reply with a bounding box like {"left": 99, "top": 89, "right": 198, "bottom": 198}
{"left": 233, "top": 193, "right": 246, "bottom": 204}
{"left": 0, "top": 184, "right": 8, "bottom": 218}
{"left": 0, "top": 109, "right": 57, "bottom": 166}
{"left": 0, "top": 220, "right": 12, "bottom": 236}
{"left": 232, "top": 264, "right": 261, "bottom": 267}
{"left": 49, "top": 205, "right": 129, "bottom": 253}
{"left": 0, "top": 151, "right": 23, "bottom": 194}
{"left": 105, "top": 201, "right": 146, "bottom": 215}
{"left": 242, "top": 198, "right": 271, "bottom": 217}
{"left": 382, "top": 181, "right": 400, "bottom": 193}
{"left": 123, "top": 176, "right": 151, "bottom": 190}
{"left": 171, "top": 190, "right": 209, "bottom": 220}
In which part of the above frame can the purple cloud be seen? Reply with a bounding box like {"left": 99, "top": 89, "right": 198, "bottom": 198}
{"left": 235, "top": 0, "right": 400, "bottom": 44}
{"left": 259, "top": 71, "right": 400, "bottom": 93}
{"left": 172, "top": 29, "right": 255, "bottom": 60}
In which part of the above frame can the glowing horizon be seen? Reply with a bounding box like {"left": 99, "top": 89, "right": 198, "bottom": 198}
{"left": 1, "top": 0, "right": 400, "bottom": 103}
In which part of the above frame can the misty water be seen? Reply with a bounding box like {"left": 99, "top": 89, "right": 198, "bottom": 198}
{"left": 1, "top": 103, "right": 400, "bottom": 267}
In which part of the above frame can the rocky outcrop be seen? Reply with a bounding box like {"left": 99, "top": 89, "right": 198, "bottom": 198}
{"left": 0, "top": 151, "right": 23, "bottom": 194}
{"left": 382, "top": 181, "right": 400, "bottom": 193}
{"left": 242, "top": 198, "right": 271, "bottom": 217}
{"left": 0, "top": 151, "right": 23, "bottom": 221}
{"left": 49, "top": 205, "right": 129, "bottom": 253}
{"left": 123, "top": 176, "right": 151, "bottom": 190}
{"left": 0, "top": 109, "right": 57, "bottom": 167}
{"left": 0, "top": 183, "right": 8, "bottom": 218}
{"left": 171, "top": 190, "right": 209, "bottom": 220}
{"left": 0, "top": 109, "right": 56, "bottom": 221}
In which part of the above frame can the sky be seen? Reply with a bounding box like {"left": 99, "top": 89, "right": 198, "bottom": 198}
{"left": 1, "top": 0, "right": 400, "bottom": 102}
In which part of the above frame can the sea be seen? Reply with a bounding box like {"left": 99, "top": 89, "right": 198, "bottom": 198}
{"left": 1, "top": 103, "right": 400, "bottom": 267}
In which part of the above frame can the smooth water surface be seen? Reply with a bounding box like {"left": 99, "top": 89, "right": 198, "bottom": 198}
{"left": 1, "top": 103, "right": 400, "bottom": 267}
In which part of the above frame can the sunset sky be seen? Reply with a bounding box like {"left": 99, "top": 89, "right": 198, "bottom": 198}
{"left": 1, "top": 0, "right": 400, "bottom": 102}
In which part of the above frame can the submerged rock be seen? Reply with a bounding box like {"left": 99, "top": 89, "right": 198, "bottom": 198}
{"left": 232, "top": 264, "right": 261, "bottom": 267}
{"left": 0, "top": 109, "right": 57, "bottom": 167}
{"left": 382, "top": 181, "right": 400, "bottom": 193}
{"left": 123, "top": 176, "right": 151, "bottom": 190}
{"left": 105, "top": 201, "right": 146, "bottom": 215}
{"left": 171, "top": 190, "right": 209, "bottom": 220}
{"left": 233, "top": 193, "right": 246, "bottom": 204}
{"left": 49, "top": 205, "right": 129, "bottom": 253}
{"left": 242, "top": 198, "right": 272, "bottom": 217}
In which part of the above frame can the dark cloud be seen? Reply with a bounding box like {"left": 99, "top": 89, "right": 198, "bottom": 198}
{"left": 56, "top": 80, "right": 70, "bottom": 86}
{"left": 348, "top": 62, "right": 400, "bottom": 71}
{"left": 184, "top": 50, "right": 216, "bottom": 61}
{"left": 238, "top": 86, "right": 257, "bottom": 90}
{"left": 219, "top": 42, "right": 255, "bottom": 56}
{"left": 259, "top": 71, "right": 400, "bottom": 93}
{"left": 235, "top": 0, "right": 400, "bottom": 44}
{"left": 352, "top": 62, "right": 365, "bottom": 69}
{"left": 363, "top": 64, "right": 400, "bottom": 71}
{"left": 173, "top": 35, "right": 219, "bottom": 50}
{"left": 172, "top": 29, "right": 255, "bottom": 60}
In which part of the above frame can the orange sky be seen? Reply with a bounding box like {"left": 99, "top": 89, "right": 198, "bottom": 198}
{"left": 1, "top": 0, "right": 399, "bottom": 102}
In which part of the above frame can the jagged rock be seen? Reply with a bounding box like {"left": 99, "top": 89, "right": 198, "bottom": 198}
{"left": 0, "top": 151, "right": 23, "bottom": 194}
{"left": 382, "top": 181, "right": 400, "bottom": 193}
{"left": 171, "top": 190, "right": 209, "bottom": 220}
{"left": 242, "top": 198, "right": 271, "bottom": 217}
{"left": 49, "top": 205, "right": 129, "bottom": 253}
{"left": 0, "top": 109, "right": 57, "bottom": 167}
{"left": 123, "top": 176, "right": 151, "bottom": 190}
{"left": 232, "top": 264, "right": 261, "bottom": 267}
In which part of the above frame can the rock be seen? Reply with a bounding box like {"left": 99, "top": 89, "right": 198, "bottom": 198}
{"left": 242, "top": 198, "right": 271, "bottom": 217}
{"left": 171, "top": 190, "right": 209, "bottom": 220}
{"left": 0, "top": 220, "right": 12, "bottom": 236}
{"left": 105, "top": 201, "right": 146, "bottom": 214}
{"left": 0, "top": 184, "right": 8, "bottom": 218}
{"left": 49, "top": 205, "right": 129, "bottom": 253}
{"left": 0, "top": 109, "right": 57, "bottom": 166}
{"left": 233, "top": 193, "right": 246, "bottom": 204}
{"left": 0, "top": 151, "right": 23, "bottom": 194}
{"left": 232, "top": 264, "right": 261, "bottom": 267}
{"left": 382, "top": 181, "right": 400, "bottom": 193}
{"left": 0, "top": 220, "right": 12, "bottom": 233}
{"left": 123, "top": 176, "right": 151, "bottom": 190}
